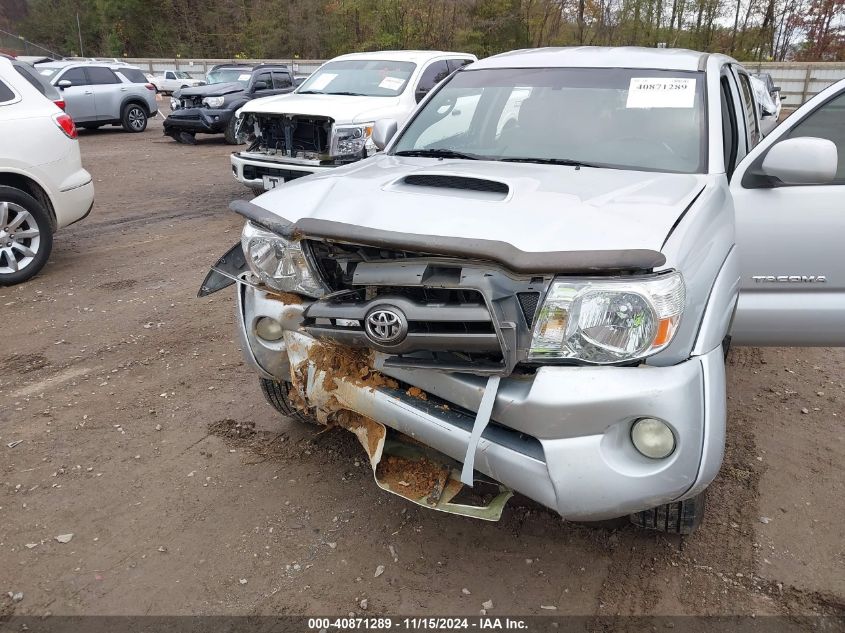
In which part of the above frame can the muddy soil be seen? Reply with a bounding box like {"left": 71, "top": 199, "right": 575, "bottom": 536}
{"left": 0, "top": 110, "right": 843, "bottom": 619}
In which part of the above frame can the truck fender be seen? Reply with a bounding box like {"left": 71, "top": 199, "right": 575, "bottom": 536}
{"left": 691, "top": 246, "right": 740, "bottom": 357}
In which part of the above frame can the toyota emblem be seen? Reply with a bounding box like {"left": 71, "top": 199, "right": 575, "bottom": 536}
{"left": 364, "top": 307, "right": 408, "bottom": 346}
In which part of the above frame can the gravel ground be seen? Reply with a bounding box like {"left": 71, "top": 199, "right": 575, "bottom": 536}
{"left": 0, "top": 109, "right": 843, "bottom": 620}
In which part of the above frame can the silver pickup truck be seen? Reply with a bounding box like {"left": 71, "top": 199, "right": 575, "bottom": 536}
{"left": 201, "top": 47, "right": 844, "bottom": 534}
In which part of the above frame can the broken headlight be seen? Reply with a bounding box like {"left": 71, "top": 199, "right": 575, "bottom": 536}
{"left": 529, "top": 272, "right": 685, "bottom": 364}
{"left": 202, "top": 96, "right": 225, "bottom": 108}
{"left": 331, "top": 123, "right": 374, "bottom": 157}
{"left": 170, "top": 97, "right": 180, "bottom": 110}
{"left": 241, "top": 222, "right": 326, "bottom": 298}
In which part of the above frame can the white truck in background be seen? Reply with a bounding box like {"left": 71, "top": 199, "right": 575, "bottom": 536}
{"left": 150, "top": 70, "right": 205, "bottom": 94}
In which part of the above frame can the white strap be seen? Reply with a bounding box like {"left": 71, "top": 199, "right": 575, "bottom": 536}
{"left": 460, "top": 375, "right": 501, "bottom": 485}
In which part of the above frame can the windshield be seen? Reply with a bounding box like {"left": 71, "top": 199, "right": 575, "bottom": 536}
{"left": 207, "top": 68, "right": 252, "bottom": 86}
{"left": 296, "top": 60, "right": 416, "bottom": 97}
{"left": 392, "top": 67, "right": 707, "bottom": 174}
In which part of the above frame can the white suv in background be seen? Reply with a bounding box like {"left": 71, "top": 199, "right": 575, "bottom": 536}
{"left": 231, "top": 50, "right": 476, "bottom": 192}
{"left": 0, "top": 56, "right": 95, "bottom": 285}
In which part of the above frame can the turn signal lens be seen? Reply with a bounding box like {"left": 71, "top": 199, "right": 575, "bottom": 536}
{"left": 53, "top": 113, "right": 77, "bottom": 139}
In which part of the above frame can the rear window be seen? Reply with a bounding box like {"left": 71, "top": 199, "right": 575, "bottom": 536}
{"left": 13, "top": 62, "right": 56, "bottom": 98}
{"left": 0, "top": 79, "right": 16, "bottom": 104}
{"left": 117, "top": 68, "right": 148, "bottom": 83}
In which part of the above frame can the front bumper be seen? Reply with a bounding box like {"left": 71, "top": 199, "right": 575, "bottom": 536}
{"left": 236, "top": 283, "right": 726, "bottom": 520}
{"left": 163, "top": 107, "right": 233, "bottom": 135}
{"left": 231, "top": 152, "right": 338, "bottom": 190}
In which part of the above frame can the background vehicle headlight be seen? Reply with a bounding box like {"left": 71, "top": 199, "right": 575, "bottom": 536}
{"left": 202, "top": 96, "right": 225, "bottom": 108}
{"left": 241, "top": 222, "right": 325, "bottom": 298}
{"left": 529, "top": 272, "right": 685, "bottom": 364}
{"left": 170, "top": 97, "right": 180, "bottom": 110}
{"left": 331, "top": 123, "right": 374, "bottom": 157}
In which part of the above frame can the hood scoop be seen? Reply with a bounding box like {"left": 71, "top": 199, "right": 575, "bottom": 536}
{"left": 395, "top": 175, "right": 509, "bottom": 200}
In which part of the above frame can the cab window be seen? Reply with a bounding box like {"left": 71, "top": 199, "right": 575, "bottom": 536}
{"left": 252, "top": 72, "right": 272, "bottom": 90}
{"left": 272, "top": 71, "right": 292, "bottom": 89}
{"left": 736, "top": 71, "right": 761, "bottom": 148}
{"left": 720, "top": 76, "right": 739, "bottom": 177}
{"left": 415, "top": 60, "right": 450, "bottom": 103}
{"left": 783, "top": 91, "right": 845, "bottom": 184}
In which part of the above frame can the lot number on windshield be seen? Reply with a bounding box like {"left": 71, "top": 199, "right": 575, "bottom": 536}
{"left": 626, "top": 77, "right": 695, "bottom": 108}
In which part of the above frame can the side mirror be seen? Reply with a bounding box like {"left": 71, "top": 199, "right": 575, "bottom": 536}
{"left": 252, "top": 80, "right": 269, "bottom": 91}
{"left": 415, "top": 87, "right": 429, "bottom": 103}
{"left": 57, "top": 79, "right": 72, "bottom": 89}
{"left": 761, "top": 137, "right": 838, "bottom": 185}
{"left": 372, "top": 119, "right": 398, "bottom": 151}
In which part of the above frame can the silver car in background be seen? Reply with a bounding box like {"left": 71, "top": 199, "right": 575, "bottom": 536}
{"left": 35, "top": 61, "right": 158, "bottom": 133}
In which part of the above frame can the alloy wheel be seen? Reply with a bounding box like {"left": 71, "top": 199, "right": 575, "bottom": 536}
{"left": 0, "top": 201, "right": 41, "bottom": 275}
{"left": 128, "top": 107, "right": 146, "bottom": 131}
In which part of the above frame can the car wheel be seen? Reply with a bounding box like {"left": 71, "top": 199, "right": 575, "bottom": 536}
{"left": 0, "top": 187, "right": 53, "bottom": 286}
{"left": 121, "top": 104, "right": 148, "bottom": 133}
{"left": 223, "top": 117, "right": 241, "bottom": 145}
{"left": 629, "top": 491, "right": 706, "bottom": 535}
{"left": 259, "top": 378, "right": 317, "bottom": 425}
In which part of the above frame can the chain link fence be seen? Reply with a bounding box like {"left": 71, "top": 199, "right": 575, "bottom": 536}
{"left": 0, "top": 28, "right": 60, "bottom": 59}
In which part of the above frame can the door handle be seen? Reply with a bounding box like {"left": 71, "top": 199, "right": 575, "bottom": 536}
{"left": 120, "top": 87, "right": 128, "bottom": 91}
{"left": 84, "top": 91, "right": 93, "bottom": 95}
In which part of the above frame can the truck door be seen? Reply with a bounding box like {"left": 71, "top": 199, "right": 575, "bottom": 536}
{"left": 730, "top": 79, "right": 845, "bottom": 345}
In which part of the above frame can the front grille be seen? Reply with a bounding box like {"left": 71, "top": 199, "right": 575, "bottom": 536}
{"left": 403, "top": 175, "right": 509, "bottom": 195}
{"left": 180, "top": 96, "right": 202, "bottom": 108}
{"left": 248, "top": 115, "right": 332, "bottom": 155}
{"left": 302, "top": 239, "right": 554, "bottom": 376}
{"left": 517, "top": 292, "right": 541, "bottom": 327}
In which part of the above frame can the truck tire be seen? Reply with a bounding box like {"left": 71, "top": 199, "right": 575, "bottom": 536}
{"left": 259, "top": 378, "right": 317, "bottom": 425}
{"left": 121, "top": 103, "right": 148, "bottom": 133}
{"left": 224, "top": 117, "right": 241, "bottom": 145}
{"left": 0, "top": 186, "right": 54, "bottom": 286}
{"left": 629, "top": 491, "right": 706, "bottom": 535}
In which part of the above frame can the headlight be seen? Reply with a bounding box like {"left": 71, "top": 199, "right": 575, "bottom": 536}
{"left": 170, "top": 97, "right": 180, "bottom": 110}
{"left": 241, "top": 222, "right": 326, "bottom": 298}
{"left": 202, "top": 96, "right": 225, "bottom": 108}
{"left": 331, "top": 123, "right": 374, "bottom": 157}
{"left": 529, "top": 272, "right": 685, "bottom": 364}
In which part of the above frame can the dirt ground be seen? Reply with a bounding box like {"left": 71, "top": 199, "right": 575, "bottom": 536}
{"left": 0, "top": 108, "right": 843, "bottom": 621}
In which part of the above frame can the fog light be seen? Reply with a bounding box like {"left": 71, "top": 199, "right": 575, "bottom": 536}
{"left": 631, "top": 418, "right": 675, "bottom": 459}
{"left": 255, "top": 317, "right": 284, "bottom": 341}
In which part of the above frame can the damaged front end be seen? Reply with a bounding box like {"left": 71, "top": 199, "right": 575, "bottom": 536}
{"left": 232, "top": 113, "right": 374, "bottom": 185}
{"left": 200, "top": 202, "right": 724, "bottom": 524}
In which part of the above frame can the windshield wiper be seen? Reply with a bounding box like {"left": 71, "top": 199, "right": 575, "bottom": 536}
{"left": 499, "top": 157, "right": 601, "bottom": 168}
{"left": 297, "top": 90, "right": 326, "bottom": 95}
{"left": 393, "top": 149, "right": 483, "bottom": 160}
{"left": 325, "top": 91, "right": 368, "bottom": 96}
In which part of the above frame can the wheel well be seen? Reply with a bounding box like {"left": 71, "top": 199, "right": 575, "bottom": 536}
{"left": 122, "top": 98, "right": 150, "bottom": 116}
{"left": 0, "top": 173, "right": 57, "bottom": 232}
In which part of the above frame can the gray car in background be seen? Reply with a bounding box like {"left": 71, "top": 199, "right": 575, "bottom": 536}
{"left": 35, "top": 61, "right": 158, "bottom": 133}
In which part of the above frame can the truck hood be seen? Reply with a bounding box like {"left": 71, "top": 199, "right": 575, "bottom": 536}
{"left": 175, "top": 82, "right": 244, "bottom": 98}
{"left": 239, "top": 93, "right": 402, "bottom": 124}
{"left": 251, "top": 155, "right": 709, "bottom": 254}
